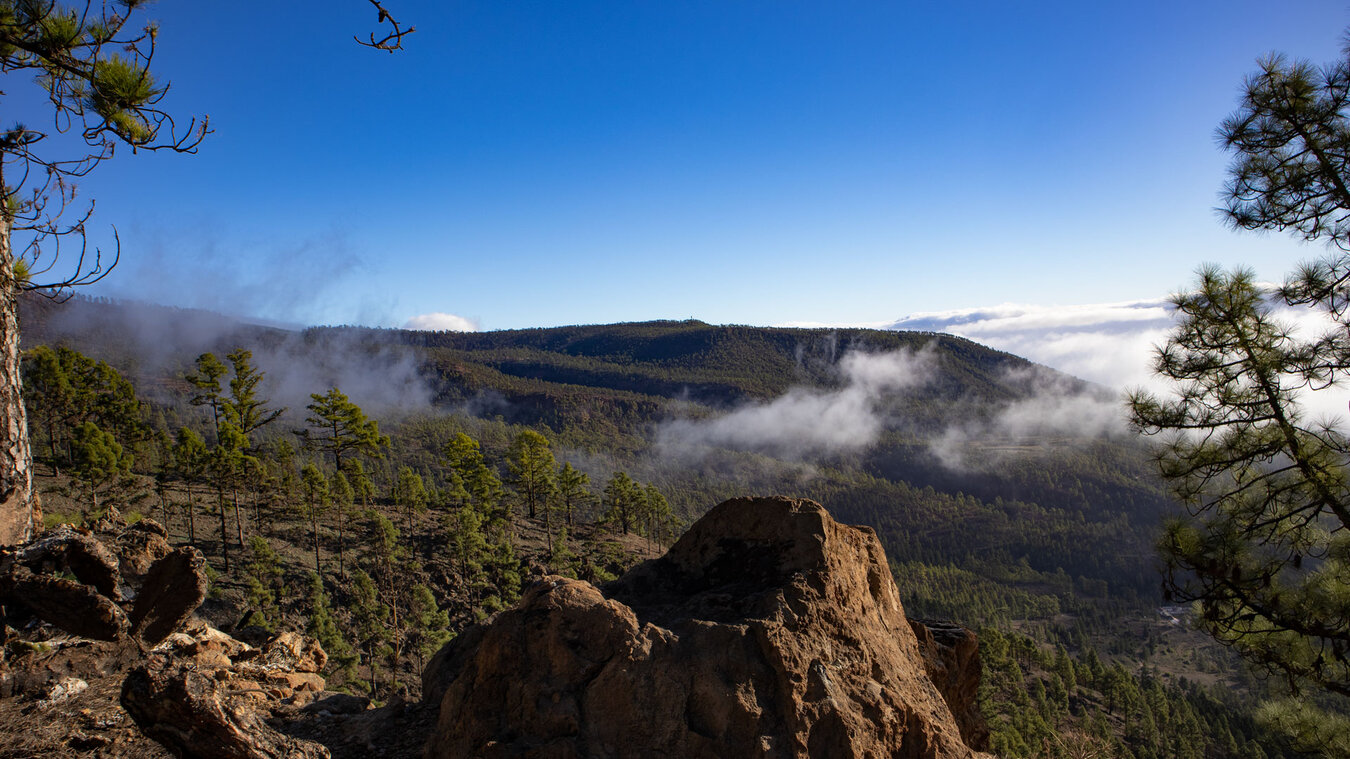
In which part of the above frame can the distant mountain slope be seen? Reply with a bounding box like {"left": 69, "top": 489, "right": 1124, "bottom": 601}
{"left": 397, "top": 318, "right": 1035, "bottom": 404}
{"left": 13, "top": 295, "right": 1296, "bottom": 758}
{"left": 21, "top": 296, "right": 1053, "bottom": 427}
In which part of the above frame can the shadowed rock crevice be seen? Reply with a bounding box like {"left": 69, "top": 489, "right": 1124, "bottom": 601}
{"left": 910, "top": 618, "right": 989, "bottom": 751}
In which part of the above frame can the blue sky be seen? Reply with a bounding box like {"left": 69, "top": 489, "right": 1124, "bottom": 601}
{"left": 23, "top": 1, "right": 1349, "bottom": 331}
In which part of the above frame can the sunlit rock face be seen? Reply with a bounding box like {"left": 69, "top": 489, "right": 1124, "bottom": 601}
{"left": 424, "top": 496, "right": 990, "bottom": 759}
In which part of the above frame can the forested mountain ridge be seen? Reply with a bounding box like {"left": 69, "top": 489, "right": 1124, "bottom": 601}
{"left": 397, "top": 317, "right": 1035, "bottom": 404}
{"left": 21, "top": 295, "right": 1039, "bottom": 413}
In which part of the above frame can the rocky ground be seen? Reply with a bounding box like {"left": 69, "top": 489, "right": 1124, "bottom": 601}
{"left": 0, "top": 637, "right": 169, "bottom": 759}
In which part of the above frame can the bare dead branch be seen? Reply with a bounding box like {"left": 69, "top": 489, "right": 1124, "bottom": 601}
{"left": 355, "top": 0, "right": 415, "bottom": 52}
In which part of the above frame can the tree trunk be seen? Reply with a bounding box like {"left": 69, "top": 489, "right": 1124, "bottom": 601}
{"left": 310, "top": 509, "right": 321, "bottom": 576}
{"left": 251, "top": 483, "right": 263, "bottom": 534}
{"left": 217, "top": 488, "right": 230, "bottom": 573}
{"left": 545, "top": 507, "right": 553, "bottom": 555}
{"left": 0, "top": 213, "right": 35, "bottom": 546}
{"left": 185, "top": 484, "right": 197, "bottom": 545}
{"left": 46, "top": 419, "right": 60, "bottom": 476}
{"left": 367, "top": 642, "right": 378, "bottom": 696}
{"left": 337, "top": 510, "right": 346, "bottom": 580}
{"left": 385, "top": 573, "right": 401, "bottom": 692}
{"left": 157, "top": 481, "right": 170, "bottom": 534}
{"left": 232, "top": 486, "right": 245, "bottom": 548}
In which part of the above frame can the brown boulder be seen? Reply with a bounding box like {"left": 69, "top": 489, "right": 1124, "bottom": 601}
{"left": 20, "top": 524, "right": 121, "bottom": 599}
{"left": 1, "top": 527, "right": 204, "bottom": 648}
{"left": 124, "top": 626, "right": 331, "bottom": 754}
{"left": 121, "top": 655, "right": 331, "bottom": 759}
{"left": 425, "top": 496, "right": 987, "bottom": 759}
{"left": 260, "top": 631, "right": 328, "bottom": 674}
{"left": 156, "top": 625, "right": 250, "bottom": 669}
{"left": 130, "top": 547, "right": 208, "bottom": 646}
{"left": 2, "top": 568, "right": 128, "bottom": 640}
{"left": 114, "top": 520, "right": 172, "bottom": 587}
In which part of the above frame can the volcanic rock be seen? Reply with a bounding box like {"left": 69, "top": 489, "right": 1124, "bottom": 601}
{"left": 910, "top": 618, "right": 988, "bottom": 751}
{"left": 424, "top": 496, "right": 989, "bottom": 759}
{"left": 260, "top": 631, "right": 328, "bottom": 674}
{"left": 113, "top": 519, "right": 173, "bottom": 587}
{"left": 146, "top": 624, "right": 329, "bottom": 708}
{"left": 301, "top": 692, "right": 371, "bottom": 717}
{"left": 0, "top": 524, "right": 317, "bottom": 758}
{"left": 2, "top": 568, "right": 128, "bottom": 640}
{"left": 1, "top": 524, "right": 207, "bottom": 649}
{"left": 130, "top": 547, "right": 209, "bottom": 646}
{"left": 20, "top": 524, "right": 121, "bottom": 599}
{"left": 159, "top": 622, "right": 254, "bottom": 668}
{"left": 121, "top": 654, "right": 331, "bottom": 759}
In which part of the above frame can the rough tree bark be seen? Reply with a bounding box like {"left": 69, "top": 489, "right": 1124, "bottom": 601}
{"left": 0, "top": 210, "right": 35, "bottom": 546}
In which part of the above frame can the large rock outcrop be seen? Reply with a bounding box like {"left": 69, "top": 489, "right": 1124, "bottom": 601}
{"left": 424, "top": 496, "right": 990, "bottom": 759}
{"left": 130, "top": 546, "right": 209, "bottom": 646}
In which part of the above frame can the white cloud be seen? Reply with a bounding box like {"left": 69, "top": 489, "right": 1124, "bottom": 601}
{"left": 930, "top": 365, "right": 1128, "bottom": 469}
{"left": 656, "top": 347, "right": 938, "bottom": 459}
{"left": 885, "top": 299, "right": 1175, "bottom": 389}
{"left": 885, "top": 293, "right": 1350, "bottom": 439}
{"left": 678, "top": 293, "right": 1350, "bottom": 469}
{"left": 891, "top": 299, "right": 1174, "bottom": 334}
{"left": 403, "top": 312, "right": 479, "bottom": 332}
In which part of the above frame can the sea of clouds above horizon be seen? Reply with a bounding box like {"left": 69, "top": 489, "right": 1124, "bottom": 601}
{"left": 846, "top": 295, "right": 1350, "bottom": 428}
{"left": 779, "top": 298, "right": 1176, "bottom": 391}
{"left": 882, "top": 299, "right": 1176, "bottom": 390}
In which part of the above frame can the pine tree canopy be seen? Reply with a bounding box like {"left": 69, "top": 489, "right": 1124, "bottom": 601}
{"left": 1131, "top": 32, "right": 1350, "bottom": 753}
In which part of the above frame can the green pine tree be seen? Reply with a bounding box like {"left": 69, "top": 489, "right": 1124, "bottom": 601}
{"left": 407, "top": 583, "right": 451, "bottom": 674}
{"left": 307, "top": 572, "right": 359, "bottom": 687}
{"left": 350, "top": 568, "right": 391, "bottom": 696}
{"left": 70, "top": 420, "right": 129, "bottom": 518}
{"left": 300, "top": 463, "right": 330, "bottom": 576}
{"left": 555, "top": 461, "right": 591, "bottom": 529}
{"left": 300, "top": 387, "right": 389, "bottom": 476}
{"left": 243, "top": 536, "right": 283, "bottom": 631}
